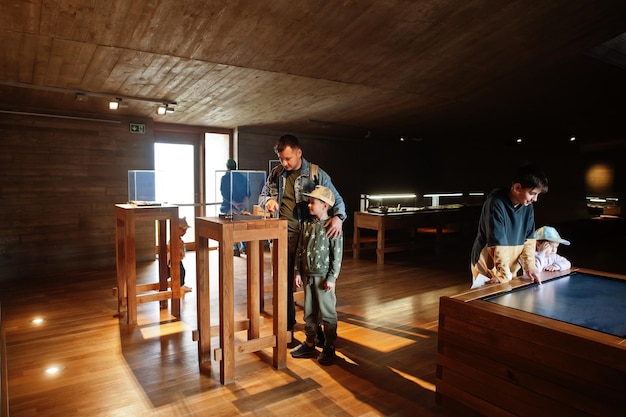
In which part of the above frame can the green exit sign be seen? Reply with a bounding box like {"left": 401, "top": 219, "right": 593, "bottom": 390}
{"left": 130, "top": 123, "right": 145, "bottom": 134}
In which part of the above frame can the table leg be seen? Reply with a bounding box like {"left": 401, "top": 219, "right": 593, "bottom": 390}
{"left": 259, "top": 240, "right": 265, "bottom": 312}
{"left": 219, "top": 226, "right": 236, "bottom": 384}
{"left": 158, "top": 220, "right": 168, "bottom": 309}
{"left": 125, "top": 215, "right": 137, "bottom": 324}
{"left": 247, "top": 240, "right": 260, "bottom": 340}
{"left": 353, "top": 224, "right": 361, "bottom": 259}
{"left": 195, "top": 235, "right": 211, "bottom": 375}
{"left": 376, "top": 227, "right": 385, "bottom": 265}
{"left": 168, "top": 218, "right": 181, "bottom": 318}
{"left": 273, "top": 225, "right": 287, "bottom": 369}
{"left": 115, "top": 217, "right": 127, "bottom": 315}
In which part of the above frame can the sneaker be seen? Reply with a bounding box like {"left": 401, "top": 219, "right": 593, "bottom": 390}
{"left": 315, "top": 325, "right": 325, "bottom": 348}
{"left": 290, "top": 342, "right": 317, "bottom": 358}
{"left": 180, "top": 285, "right": 192, "bottom": 292}
{"left": 318, "top": 346, "right": 335, "bottom": 365}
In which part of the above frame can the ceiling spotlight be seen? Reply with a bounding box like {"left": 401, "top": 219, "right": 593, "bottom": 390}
{"left": 74, "top": 93, "right": 88, "bottom": 102}
{"left": 109, "top": 98, "right": 121, "bottom": 110}
{"left": 156, "top": 104, "right": 175, "bottom": 115}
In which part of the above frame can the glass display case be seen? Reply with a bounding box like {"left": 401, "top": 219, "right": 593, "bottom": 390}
{"left": 128, "top": 170, "right": 165, "bottom": 205}
{"left": 360, "top": 191, "right": 484, "bottom": 214}
{"left": 465, "top": 191, "right": 486, "bottom": 206}
{"left": 586, "top": 196, "right": 621, "bottom": 216}
{"left": 214, "top": 170, "right": 267, "bottom": 220}
{"left": 362, "top": 193, "right": 420, "bottom": 213}
{"left": 422, "top": 192, "right": 464, "bottom": 208}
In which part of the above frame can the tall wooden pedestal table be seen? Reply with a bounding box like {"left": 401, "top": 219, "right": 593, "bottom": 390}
{"left": 115, "top": 204, "right": 181, "bottom": 325}
{"left": 194, "top": 217, "right": 287, "bottom": 385}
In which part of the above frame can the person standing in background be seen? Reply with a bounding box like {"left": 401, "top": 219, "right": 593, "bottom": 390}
{"left": 220, "top": 158, "right": 250, "bottom": 256}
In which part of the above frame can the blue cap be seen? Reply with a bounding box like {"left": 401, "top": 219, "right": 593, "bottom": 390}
{"left": 535, "top": 226, "right": 570, "bottom": 245}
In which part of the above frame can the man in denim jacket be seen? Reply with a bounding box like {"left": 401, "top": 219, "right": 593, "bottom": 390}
{"left": 260, "top": 134, "right": 346, "bottom": 342}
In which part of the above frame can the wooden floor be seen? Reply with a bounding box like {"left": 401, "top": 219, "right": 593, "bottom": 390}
{"left": 2, "top": 218, "right": 624, "bottom": 417}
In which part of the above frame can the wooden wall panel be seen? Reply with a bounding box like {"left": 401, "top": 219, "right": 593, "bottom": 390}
{"left": 0, "top": 114, "right": 607, "bottom": 285}
{"left": 0, "top": 112, "right": 155, "bottom": 282}
{"left": 235, "top": 127, "right": 593, "bottom": 235}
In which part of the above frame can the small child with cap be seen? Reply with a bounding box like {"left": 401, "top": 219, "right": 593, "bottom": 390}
{"left": 290, "top": 185, "right": 343, "bottom": 365}
{"left": 168, "top": 217, "right": 192, "bottom": 293}
{"left": 534, "top": 226, "right": 572, "bottom": 272}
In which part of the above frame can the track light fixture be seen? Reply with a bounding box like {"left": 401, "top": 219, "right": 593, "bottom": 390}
{"left": 156, "top": 104, "right": 175, "bottom": 115}
{"left": 1, "top": 81, "right": 177, "bottom": 115}
{"left": 108, "top": 98, "right": 121, "bottom": 110}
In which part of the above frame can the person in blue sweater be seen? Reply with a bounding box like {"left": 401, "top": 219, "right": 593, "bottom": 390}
{"left": 471, "top": 164, "right": 549, "bottom": 286}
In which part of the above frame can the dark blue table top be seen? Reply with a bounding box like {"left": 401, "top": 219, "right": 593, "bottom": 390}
{"left": 484, "top": 271, "right": 626, "bottom": 338}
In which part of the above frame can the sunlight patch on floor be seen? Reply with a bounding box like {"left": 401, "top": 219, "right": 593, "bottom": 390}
{"left": 346, "top": 316, "right": 432, "bottom": 339}
{"left": 139, "top": 320, "right": 191, "bottom": 339}
{"left": 339, "top": 321, "right": 416, "bottom": 353}
{"left": 388, "top": 366, "right": 436, "bottom": 392}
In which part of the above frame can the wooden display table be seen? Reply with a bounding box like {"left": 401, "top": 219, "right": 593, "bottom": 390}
{"left": 115, "top": 204, "right": 181, "bottom": 324}
{"left": 352, "top": 206, "right": 476, "bottom": 264}
{"left": 437, "top": 268, "right": 626, "bottom": 416}
{"left": 194, "top": 216, "right": 287, "bottom": 385}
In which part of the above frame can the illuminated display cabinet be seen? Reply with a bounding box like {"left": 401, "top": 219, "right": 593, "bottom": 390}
{"left": 360, "top": 192, "right": 484, "bottom": 214}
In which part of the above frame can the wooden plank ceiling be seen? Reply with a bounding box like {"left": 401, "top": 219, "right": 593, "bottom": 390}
{"left": 1, "top": 0, "right": 626, "bottom": 140}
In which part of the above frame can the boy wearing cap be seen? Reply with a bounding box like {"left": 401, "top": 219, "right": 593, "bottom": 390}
{"left": 534, "top": 226, "right": 571, "bottom": 272}
{"left": 167, "top": 217, "right": 192, "bottom": 293}
{"left": 290, "top": 185, "right": 343, "bottom": 365}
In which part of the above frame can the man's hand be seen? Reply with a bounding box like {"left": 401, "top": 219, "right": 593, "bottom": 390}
{"left": 265, "top": 199, "right": 279, "bottom": 214}
{"left": 324, "top": 216, "right": 343, "bottom": 238}
{"left": 294, "top": 274, "right": 303, "bottom": 289}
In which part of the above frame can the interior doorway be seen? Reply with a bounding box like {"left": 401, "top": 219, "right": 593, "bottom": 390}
{"left": 154, "top": 130, "right": 231, "bottom": 250}
{"left": 154, "top": 142, "right": 196, "bottom": 244}
{"left": 204, "top": 132, "right": 231, "bottom": 217}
